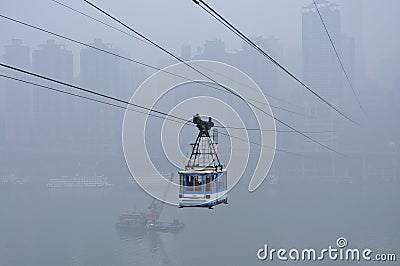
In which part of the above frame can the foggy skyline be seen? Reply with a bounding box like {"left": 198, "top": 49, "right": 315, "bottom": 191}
{"left": 0, "top": 0, "right": 399, "bottom": 87}
{"left": 0, "top": 2, "right": 399, "bottom": 265}
{"left": 0, "top": 1, "right": 399, "bottom": 193}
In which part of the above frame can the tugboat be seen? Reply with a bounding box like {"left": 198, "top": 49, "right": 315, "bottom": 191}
{"left": 116, "top": 173, "right": 184, "bottom": 234}
{"left": 115, "top": 198, "right": 184, "bottom": 233}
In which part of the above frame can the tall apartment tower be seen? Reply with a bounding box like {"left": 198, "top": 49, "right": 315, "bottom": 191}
{"left": 234, "top": 36, "right": 284, "bottom": 97}
{"left": 32, "top": 39, "right": 73, "bottom": 82}
{"left": 32, "top": 40, "right": 73, "bottom": 149}
{"left": 301, "top": 1, "right": 356, "bottom": 178}
{"left": 2, "top": 39, "right": 32, "bottom": 148}
{"left": 302, "top": 0, "right": 343, "bottom": 108}
{"left": 79, "top": 39, "right": 135, "bottom": 153}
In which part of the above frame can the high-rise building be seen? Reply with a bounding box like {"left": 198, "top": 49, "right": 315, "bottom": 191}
{"left": 302, "top": 0, "right": 343, "bottom": 108}
{"left": 80, "top": 39, "right": 120, "bottom": 95}
{"left": 302, "top": 0, "right": 355, "bottom": 138}
{"left": 32, "top": 39, "right": 73, "bottom": 82}
{"left": 194, "top": 39, "right": 231, "bottom": 64}
{"left": 340, "top": 32, "right": 356, "bottom": 110}
{"left": 79, "top": 39, "right": 120, "bottom": 153}
{"left": 301, "top": 1, "right": 356, "bottom": 177}
{"left": 2, "top": 39, "right": 32, "bottom": 148}
{"left": 344, "top": 0, "right": 366, "bottom": 87}
{"left": 80, "top": 38, "right": 145, "bottom": 99}
{"left": 3, "top": 39, "right": 30, "bottom": 69}
{"left": 302, "top": 0, "right": 356, "bottom": 108}
{"left": 233, "top": 36, "right": 284, "bottom": 96}
{"left": 32, "top": 39, "right": 73, "bottom": 150}
{"left": 181, "top": 44, "right": 192, "bottom": 60}
{"left": 79, "top": 39, "right": 146, "bottom": 153}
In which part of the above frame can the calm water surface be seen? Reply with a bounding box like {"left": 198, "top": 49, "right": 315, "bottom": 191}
{"left": 0, "top": 179, "right": 398, "bottom": 266}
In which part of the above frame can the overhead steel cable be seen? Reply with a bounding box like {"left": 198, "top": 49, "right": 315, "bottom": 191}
{"left": 83, "top": 0, "right": 249, "bottom": 103}
{"left": 0, "top": 73, "right": 182, "bottom": 123}
{"left": 53, "top": 0, "right": 307, "bottom": 113}
{"left": 312, "top": 0, "right": 365, "bottom": 114}
{"left": 217, "top": 131, "right": 302, "bottom": 157}
{"left": 219, "top": 126, "right": 333, "bottom": 134}
{"left": 192, "top": 0, "right": 358, "bottom": 125}
{"left": 0, "top": 11, "right": 340, "bottom": 154}
{"left": 0, "top": 12, "right": 325, "bottom": 150}
{"left": 176, "top": 120, "right": 332, "bottom": 134}
{"left": 83, "top": 0, "right": 297, "bottom": 123}
{"left": 246, "top": 98, "right": 343, "bottom": 155}
{"left": 0, "top": 13, "right": 306, "bottom": 119}
{"left": 83, "top": 0, "right": 343, "bottom": 155}
{"left": 0, "top": 67, "right": 305, "bottom": 141}
{"left": 0, "top": 72, "right": 300, "bottom": 156}
{"left": 0, "top": 63, "right": 186, "bottom": 123}
{"left": 51, "top": 0, "right": 150, "bottom": 46}
{"left": 193, "top": 80, "right": 313, "bottom": 118}
{"left": 0, "top": 14, "right": 188, "bottom": 85}
{"left": 263, "top": 105, "right": 313, "bottom": 118}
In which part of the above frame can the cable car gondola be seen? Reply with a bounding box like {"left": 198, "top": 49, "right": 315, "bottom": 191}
{"left": 178, "top": 114, "right": 228, "bottom": 209}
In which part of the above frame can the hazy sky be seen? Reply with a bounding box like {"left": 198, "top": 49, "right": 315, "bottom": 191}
{"left": 1, "top": 0, "right": 399, "bottom": 84}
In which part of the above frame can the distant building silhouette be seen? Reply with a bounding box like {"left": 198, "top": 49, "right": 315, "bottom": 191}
{"left": 80, "top": 38, "right": 145, "bottom": 99}
{"left": 284, "top": 47, "right": 302, "bottom": 78}
{"left": 79, "top": 38, "right": 146, "bottom": 153}
{"left": 193, "top": 39, "right": 231, "bottom": 64}
{"left": 302, "top": 0, "right": 356, "bottom": 106}
{"left": 233, "top": 36, "right": 284, "bottom": 96}
{"left": 190, "top": 37, "right": 284, "bottom": 96}
{"left": 203, "top": 39, "right": 226, "bottom": 61}
{"left": 2, "top": 39, "right": 33, "bottom": 148}
{"left": 301, "top": 1, "right": 355, "bottom": 152}
{"left": 32, "top": 39, "right": 73, "bottom": 149}
{"left": 80, "top": 39, "right": 120, "bottom": 95}
{"left": 3, "top": 39, "right": 30, "bottom": 69}
{"left": 32, "top": 39, "right": 73, "bottom": 82}
{"left": 302, "top": 0, "right": 343, "bottom": 107}
{"left": 181, "top": 44, "right": 192, "bottom": 60}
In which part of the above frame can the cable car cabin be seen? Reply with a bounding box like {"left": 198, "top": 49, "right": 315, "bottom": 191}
{"left": 179, "top": 114, "right": 228, "bottom": 208}
{"left": 179, "top": 167, "right": 227, "bottom": 208}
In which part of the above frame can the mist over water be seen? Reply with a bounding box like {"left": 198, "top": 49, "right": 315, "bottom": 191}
{"left": 0, "top": 181, "right": 398, "bottom": 266}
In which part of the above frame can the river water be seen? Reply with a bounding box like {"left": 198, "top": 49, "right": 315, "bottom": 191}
{"left": 0, "top": 179, "right": 398, "bottom": 266}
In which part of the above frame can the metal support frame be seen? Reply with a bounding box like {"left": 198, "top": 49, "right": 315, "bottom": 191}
{"left": 186, "top": 114, "right": 221, "bottom": 170}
